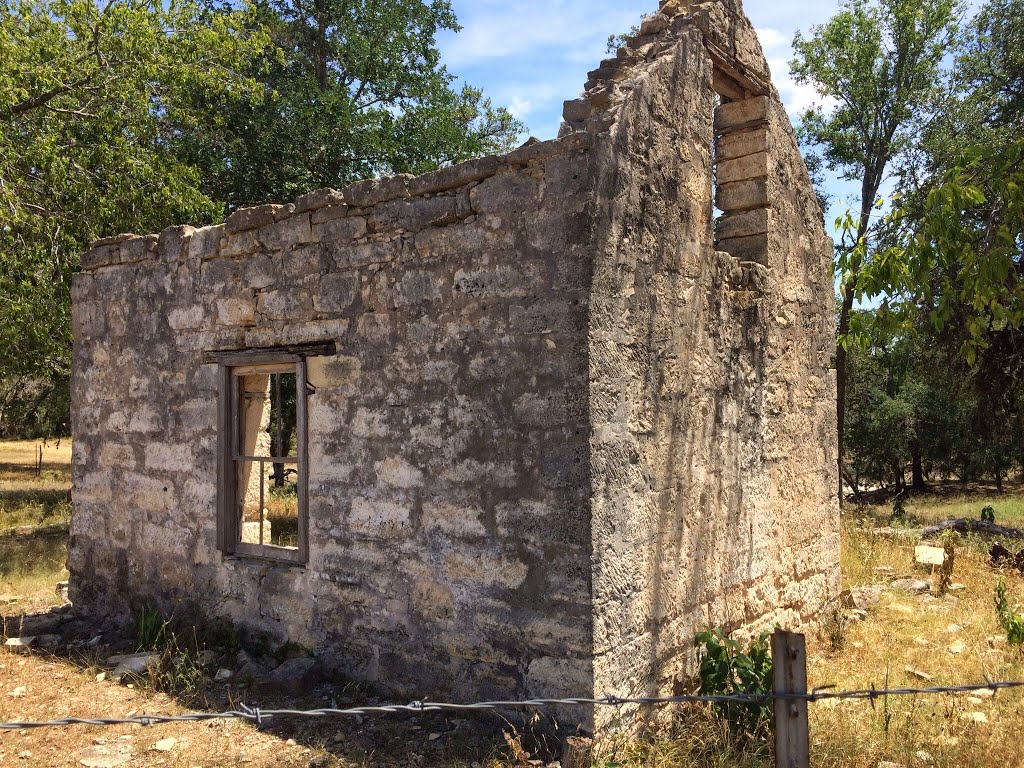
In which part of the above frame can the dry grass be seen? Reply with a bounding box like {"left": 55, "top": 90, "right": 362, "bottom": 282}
{"left": 2, "top": 440, "right": 1024, "bottom": 765}
{"left": 804, "top": 502, "right": 1024, "bottom": 768}
{"left": 0, "top": 440, "right": 71, "bottom": 613}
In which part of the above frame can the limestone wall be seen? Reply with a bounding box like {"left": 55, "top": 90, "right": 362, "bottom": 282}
{"left": 569, "top": 1, "right": 840, "bottom": 722}
{"left": 70, "top": 136, "right": 598, "bottom": 701}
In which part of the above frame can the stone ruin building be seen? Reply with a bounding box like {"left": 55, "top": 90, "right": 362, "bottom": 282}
{"left": 70, "top": 0, "right": 839, "bottom": 729}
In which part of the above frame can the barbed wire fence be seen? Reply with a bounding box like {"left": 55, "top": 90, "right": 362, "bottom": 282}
{"left": 1, "top": 631, "right": 1022, "bottom": 768}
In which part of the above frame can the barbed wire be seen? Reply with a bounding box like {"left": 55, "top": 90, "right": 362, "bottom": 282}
{"left": 1, "top": 679, "right": 1022, "bottom": 732}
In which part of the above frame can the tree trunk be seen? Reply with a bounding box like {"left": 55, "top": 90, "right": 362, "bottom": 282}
{"left": 835, "top": 179, "right": 879, "bottom": 507}
{"left": 911, "top": 442, "right": 926, "bottom": 490}
{"left": 272, "top": 421, "right": 294, "bottom": 488}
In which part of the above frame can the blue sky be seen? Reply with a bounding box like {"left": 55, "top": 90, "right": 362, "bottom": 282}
{"left": 438, "top": 0, "right": 842, "bottom": 141}
{"left": 436, "top": 0, "right": 850, "bottom": 222}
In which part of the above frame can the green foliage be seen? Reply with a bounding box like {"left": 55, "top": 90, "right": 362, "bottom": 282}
{"left": 862, "top": 0, "right": 1024, "bottom": 376}
{"left": 843, "top": 314, "right": 976, "bottom": 492}
{"left": 982, "top": 506, "right": 996, "bottom": 522}
{"left": 0, "top": 0, "right": 522, "bottom": 435}
{"left": 0, "top": 0, "right": 270, "bottom": 432}
{"left": 135, "top": 604, "right": 169, "bottom": 651}
{"left": 792, "top": 0, "right": 959, "bottom": 190}
{"left": 891, "top": 495, "right": 907, "bottom": 522}
{"left": 694, "top": 628, "right": 773, "bottom": 741}
{"left": 994, "top": 579, "right": 1024, "bottom": 645}
{"left": 183, "top": 0, "right": 524, "bottom": 209}
{"left": 791, "top": 0, "right": 961, "bottom": 488}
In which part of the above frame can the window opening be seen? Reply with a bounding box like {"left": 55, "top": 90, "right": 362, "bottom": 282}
{"left": 217, "top": 354, "right": 310, "bottom": 564}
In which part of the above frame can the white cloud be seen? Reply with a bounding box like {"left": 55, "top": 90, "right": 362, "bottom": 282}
{"left": 507, "top": 96, "right": 534, "bottom": 119}
{"left": 440, "top": 1, "right": 644, "bottom": 69}
{"left": 756, "top": 27, "right": 838, "bottom": 120}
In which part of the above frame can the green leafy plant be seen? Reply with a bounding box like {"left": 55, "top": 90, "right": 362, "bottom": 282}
{"left": 891, "top": 495, "right": 908, "bottom": 523}
{"left": 135, "top": 605, "right": 169, "bottom": 651}
{"left": 995, "top": 579, "right": 1024, "bottom": 645}
{"left": 694, "top": 628, "right": 773, "bottom": 740}
{"left": 981, "top": 505, "right": 996, "bottom": 522}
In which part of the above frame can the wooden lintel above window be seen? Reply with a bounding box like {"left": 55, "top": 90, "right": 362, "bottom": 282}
{"left": 202, "top": 341, "right": 337, "bottom": 366}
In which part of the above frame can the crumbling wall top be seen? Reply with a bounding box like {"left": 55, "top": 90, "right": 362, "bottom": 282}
{"left": 80, "top": 131, "right": 592, "bottom": 272}
{"left": 560, "top": 0, "right": 774, "bottom": 136}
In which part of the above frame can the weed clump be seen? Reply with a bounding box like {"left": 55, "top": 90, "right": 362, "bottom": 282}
{"left": 694, "top": 628, "right": 773, "bottom": 742}
{"left": 995, "top": 579, "right": 1024, "bottom": 645}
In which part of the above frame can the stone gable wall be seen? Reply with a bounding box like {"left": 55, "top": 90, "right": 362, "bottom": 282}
{"left": 562, "top": 0, "right": 839, "bottom": 723}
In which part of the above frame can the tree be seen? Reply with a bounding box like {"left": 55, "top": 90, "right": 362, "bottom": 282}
{"left": 0, "top": 0, "right": 270, "bottom": 435}
{"left": 790, "top": 0, "right": 960, "bottom": 501}
{"left": 0, "top": 0, "right": 523, "bottom": 436}
{"left": 180, "top": 0, "right": 523, "bottom": 209}
{"left": 865, "top": 0, "right": 1024, "bottom": 487}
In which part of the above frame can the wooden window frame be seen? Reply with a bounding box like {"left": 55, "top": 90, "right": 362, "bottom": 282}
{"left": 215, "top": 349, "right": 316, "bottom": 566}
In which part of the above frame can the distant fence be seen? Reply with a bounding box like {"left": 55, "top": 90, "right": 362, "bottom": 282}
{"left": 1, "top": 630, "right": 1022, "bottom": 768}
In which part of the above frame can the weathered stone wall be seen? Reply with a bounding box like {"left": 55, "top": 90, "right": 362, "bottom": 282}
{"left": 69, "top": 0, "right": 838, "bottom": 727}
{"left": 561, "top": 0, "right": 840, "bottom": 724}
{"left": 70, "top": 136, "right": 599, "bottom": 702}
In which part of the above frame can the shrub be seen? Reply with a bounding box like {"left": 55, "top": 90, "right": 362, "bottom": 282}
{"left": 994, "top": 579, "right": 1024, "bottom": 645}
{"left": 694, "top": 628, "right": 773, "bottom": 741}
{"left": 981, "top": 505, "right": 996, "bottom": 522}
{"left": 891, "top": 496, "right": 907, "bottom": 523}
{"left": 135, "top": 604, "right": 168, "bottom": 651}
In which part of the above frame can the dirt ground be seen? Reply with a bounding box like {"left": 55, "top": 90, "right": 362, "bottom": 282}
{"left": 0, "top": 644, "right": 544, "bottom": 768}
{"left": 4, "top": 439, "right": 1024, "bottom": 766}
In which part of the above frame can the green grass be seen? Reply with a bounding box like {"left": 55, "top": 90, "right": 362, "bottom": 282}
{"left": 899, "top": 493, "right": 1024, "bottom": 525}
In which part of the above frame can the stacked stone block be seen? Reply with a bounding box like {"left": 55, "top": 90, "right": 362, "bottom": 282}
{"left": 715, "top": 95, "right": 771, "bottom": 263}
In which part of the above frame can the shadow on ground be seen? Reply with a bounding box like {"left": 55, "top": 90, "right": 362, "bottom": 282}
{"left": 0, "top": 604, "right": 568, "bottom": 768}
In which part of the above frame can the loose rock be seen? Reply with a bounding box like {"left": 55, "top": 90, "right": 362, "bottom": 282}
{"left": 263, "top": 657, "right": 320, "bottom": 694}
{"left": 110, "top": 653, "right": 161, "bottom": 682}
{"left": 890, "top": 578, "right": 930, "bottom": 594}
{"left": 843, "top": 585, "right": 883, "bottom": 610}
{"left": 150, "top": 738, "right": 176, "bottom": 752}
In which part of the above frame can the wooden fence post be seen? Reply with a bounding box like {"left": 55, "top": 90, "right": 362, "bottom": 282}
{"left": 772, "top": 630, "right": 810, "bottom": 768}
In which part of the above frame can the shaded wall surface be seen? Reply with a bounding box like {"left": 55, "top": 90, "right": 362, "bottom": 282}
{"left": 70, "top": 0, "right": 838, "bottom": 724}
{"left": 71, "top": 136, "right": 597, "bottom": 701}
{"left": 577, "top": 2, "right": 839, "bottom": 722}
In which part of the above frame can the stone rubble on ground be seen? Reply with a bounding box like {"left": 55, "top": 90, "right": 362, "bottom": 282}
{"left": 263, "top": 657, "right": 320, "bottom": 694}
{"left": 150, "top": 738, "right": 177, "bottom": 752}
{"left": 843, "top": 585, "right": 884, "bottom": 610}
{"left": 4, "top": 637, "right": 35, "bottom": 652}
{"left": 890, "top": 578, "right": 930, "bottom": 594}
{"left": 109, "top": 653, "right": 161, "bottom": 682}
